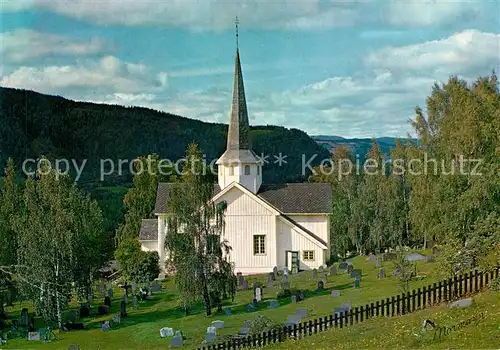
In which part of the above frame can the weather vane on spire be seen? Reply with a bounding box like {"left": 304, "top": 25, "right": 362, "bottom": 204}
{"left": 235, "top": 16, "right": 239, "bottom": 48}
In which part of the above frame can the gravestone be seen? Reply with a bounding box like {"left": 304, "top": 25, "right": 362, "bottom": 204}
{"left": 449, "top": 298, "right": 473, "bottom": 308}
{"left": 268, "top": 273, "right": 274, "bottom": 286}
{"left": 97, "top": 305, "right": 110, "bottom": 315}
{"left": 268, "top": 300, "right": 279, "bottom": 309}
{"left": 237, "top": 272, "right": 243, "bottom": 286}
{"left": 281, "top": 281, "right": 290, "bottom": 290}
{"left": 255, "top": 287, "right": 262, "bottom": 302}
{"left": 341, "top": 302, "right": 352, "bottom": 312}
{"left": 68, "top": 344, "right": 80, "bottom": 350}
{"left": 175, "top": 330, "right": 183, "bottom": 338}
{"left": 206, "top": 326, "right": 216, "bottom": 334}
{"left": 350, "top": 269, "right": 362, "bottom": 279}
{"left": 79, "top": 305, "right": 90, "bottom": 318}
{"left": 378, "top": 268, "right": 385, "bottom": 279}
{"left": 347, "top": 265, "right": 353, "bottom": 274}
{"left": 375, "top": 257, "right": 382, "bottom": 268}
{"left": 286, "top": 315, "right": 301, "bottom": 326}
{"left": 131, "top": 282, "right": 136, "bottom": 292}
{"left": 28, "top": 317, "right": 35, "bottom": 332}
{"left": 107, "top": 288, "right": 113, "bottom": 298}
{"left": 132, "top": 296, "right": 138, "bottom": 308}
{"left": 170, "top": 335, "right": 183, "bottom": 347}
{"left": 212, "top": 320, "right": 224, "bottom": 329}
{"left": 122, "top": 294, "right": 128, "bottom": 304}
{"left": 252, "top": 298, "right": 258, "bottom": 307}
{"left": 296, "top": 308, "right": 307, "bottom": 318}
{"left": 321, "top": 272, "right": 328, "bottom": 283}
{"left": 331, "top": 290, "right": 340, "bottom": 297}
{"left": 87, "top": 294, "right": 93, "bottom": 303}
{"left": 20, "top": 308, "right": 29, "bottom": 326}
{"left": 100, "top": 320, "right": 111, "bottom": 331}
{"left": 104, "top": 296, "right": 111, "bottom": 307}
{"left": 318, "top": 266, "right": 324, "bottom": 273}
{"left": 375, "top": 248, "right": 380, "bottom": 255}
{"left": 354, "top": 276, "right": 360, "bottom": 288}
{"left": 339, "top": 262, "right": 348, "bottom": 273}
{"left": 311, "top": 268, "right": 318, "bottom": 280}
{"left": 241, "top": 280, "right": 249, "bottom": 290}
{"left": 283, "top": 267, "right": 289, "bottom": 276}
{"left": 291, "top": 295, "right": 297, "bottom": 303}
{"left": 151, "top": 283, "right": 162, "bottom": 292}
{"left": 112, "top": 313, "right": 121, "bottom": 324}
{"left": 120, "top": 301, "right": 127, "bottom": 317}
{"left": 406, "top": 252, "right": 428, "bottom": 262}
{"left": 329, "top": 265, "right": 336, "bottom": 276}
{"left": 224, "top": 308, "right": 231, "bottom": 316}
{"left": 28, "top": 332, "right": 40, "bottom": 341}
{"left": 297, "top": 291, "right": 305, "bottom": 301}
{"left": 160, "top": 327, "right": 174, "bottom": 337}
{"left": 205, "top": 331, "right": 216, "bottom": 343}
{"left": 98, "top": 282, "right": 105, "bottom": 296}
{"left": 273, "top": 266, "right": 278, "bottom": 279}
{"left": 367, "top": 253, "right": 376, "bottom": 262}
{"left": 316, "top": 280, "right": 324, "bottom": 291}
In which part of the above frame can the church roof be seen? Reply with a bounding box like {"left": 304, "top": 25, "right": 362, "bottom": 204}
{"left": 154, "top": 182, "right": 331, "bottom": 215}
{"left": 139, "top": 219, "right": 158, "bottom": 240}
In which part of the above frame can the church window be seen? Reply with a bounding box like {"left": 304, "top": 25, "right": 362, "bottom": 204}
{"left": 303, "top": 250, "right": 314, "bottom": 261}
{"left": 244, "top": 165, "right": 250, "bottom": 175}
{"left": 229, "top": 166, "right": 234, "bottom": 175}
{"left": 253, "top": 235, "right": 266, "bottom": 255}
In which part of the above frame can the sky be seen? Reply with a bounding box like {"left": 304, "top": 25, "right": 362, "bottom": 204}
{"left": 1, "top": 0, "right": 499, "bottom": 138}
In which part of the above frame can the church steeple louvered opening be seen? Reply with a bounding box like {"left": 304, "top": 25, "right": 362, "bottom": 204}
{"left": 217, "top": 18, "right": 263, "bottom": 194}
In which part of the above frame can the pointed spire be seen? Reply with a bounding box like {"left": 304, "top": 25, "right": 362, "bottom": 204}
{"left": 226, "top": 20, "right": 250, "bottom": 151}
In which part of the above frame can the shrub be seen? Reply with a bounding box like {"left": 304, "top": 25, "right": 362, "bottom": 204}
{"left": 249, "top": 316, "right": 284, "bottom": 335}
{"left": 492, "top": 277, "right": 500, "bottom": 292}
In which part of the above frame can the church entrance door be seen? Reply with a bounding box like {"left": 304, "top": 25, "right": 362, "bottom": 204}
{"left": 285, "top": 251, "right": 300, "bottom": 274}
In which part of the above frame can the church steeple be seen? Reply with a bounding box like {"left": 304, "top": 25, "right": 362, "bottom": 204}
{"left": 227, "top": 47, "right": 250, "bottom": 151}
{"left": 216, "top": 18, "right": 263, "bottom": 194}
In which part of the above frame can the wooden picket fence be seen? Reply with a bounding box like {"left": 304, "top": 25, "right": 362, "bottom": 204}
{"left": 197, "top": 267, "right": 500, "bottom": 350}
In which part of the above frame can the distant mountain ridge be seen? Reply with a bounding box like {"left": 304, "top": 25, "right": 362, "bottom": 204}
{"left": 312, "top": 135, "right": 416, "bottom": 158}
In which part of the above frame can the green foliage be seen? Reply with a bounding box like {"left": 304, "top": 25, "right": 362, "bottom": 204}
{"left": 12, "top": 159, "right": 106, "bottom": 327}
{"left": 249, "top": 315, "right": 284, "bottom": 335}
{"left": 393, "top": 252, "right": 416, "bottom": 293}
{"left": 166, "top": 143, "right": 236, "bottom": 316}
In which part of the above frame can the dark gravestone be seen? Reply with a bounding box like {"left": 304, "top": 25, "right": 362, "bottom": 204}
{"left": 247, "top": 303, "right": 255, "bottom": 312}
{"left": 79, "top": 305, "right": 90, "bottom": 318}
{"left": 329, "top": 265, "right": 336, "bottom": 276}
{"left": 120, "top": 301, "right": 127, "bottom": 317}
{"left": 273, "top": 266, "right": 278, "bottom": 279}
{"left": 224, "top": 308, "right": 231, "bottom": 316}
{"left": 378, "top": 268, "right": 385, "bottom": 279}
{"left": 311, "top": 268, "right": 318, "bottom": 280}
{"left": 282, "top": 274, "right": 289, "bottom": 283}
{"left": 122, "top": 294, "right": 128, "bottom": 304}
{"left": 291, "top": 295, "right": 297, "bottom": 303}
{"left": 339, "top": 262, "right": 348, "bottom": 273}
{"left": 66, "top": 310, "right": 78, "bottom": 323}
{"left": 347, "top": 265, "right": 353, "bottom": 274}
{"left": 151, "top": 283, "right": 161, "bottom": 292}
{"left": 97, "top": 305, "right": 110, "bottom": 315}
{"left": 354, "top": 276, "right": 360, "bottom": 288}
{"left": 241, "top": 280, "right": 249, "bottom": 290}
{"left": 237, "top": 272, "right": 243, "bottom": 286}
{"left": 350, "top": 269, "right": 362, "bottom": 279}
{"left": 104, "top": 296, "right": 111, "bottom": 307}
{"left": 316, "top": 280, "right": 324, "bottom": 291}
{"left": 252, "top": 298, "right": 258, "bottom": 307}
{"left": 19, "top": 308, "right": 28, "bottom": 326}
{"left": 267, "top": 273, "right": 274, "bottom": 287}
{"left": 297, "top": 291, "right": 305, "bottom": 301}
{"left": 28, "top": 317, "right": 35, "bottom": 332}
{"left": 107, "top": 288, "right": 113, "bottom": 298}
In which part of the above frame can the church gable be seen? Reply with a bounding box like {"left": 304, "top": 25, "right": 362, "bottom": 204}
{"left": 215, "top": 185, "right": 275, "bottom": 217}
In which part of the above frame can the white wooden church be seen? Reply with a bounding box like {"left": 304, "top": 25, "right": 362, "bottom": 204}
{"left": 139, "top": 45, "right": 332, "bottom": 275}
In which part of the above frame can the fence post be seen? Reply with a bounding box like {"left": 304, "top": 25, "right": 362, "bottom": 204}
{"left": 386, "top": 297, "right": 390, "bottom": 316}
{"left": 448, "top": 278, "right": 452, "bottom": 300}
{"left": 314, "top": 319, "right": 318, "bottom": 334}
{"left": 485, "top": 271, "right": 489, "bottom": 287}
{"left": 438, "top": 281, "right": 442, "bottom": 302}
{"left": 349, "top": 309, "right": 354, "bottom": 325}
{"left": 407, "top": 291, "right": 411, "bottom": 312}
{"left": 334, "top": 313, "right": 338, "bottom": 328}
{"left": 480, "top": 270, "right": 484, "bottom": 290}
{"left": 474, "top": 269, "right": 478, "bottom": 292}
{"left": 381, "top": 299, "right": 385, "bottom": 316}
{"left": 396, "top": 294, "right": 401, "bottom": 315}
{"left": 366, "top": 304, "right": 370, "bottom": 319}
{"left": 355, "top": 307, "right": 359, "bottom": 323}
{"left": 375, "top": 301, "right": 380, "bottom": 317}
{"left": 391, "top": 296, "right": 395, "bottom": 316}
{"left": 360, "top": 305, "right": 364, "bottom": 322}
{"left": 422, "top": 286, "right": 427, "bottom": 309}
{"left": 345, "top": 309, "right": 349, "bottom": 326}
{"left": 370, "top": 302, "right": 374, "bottom": 317}
{"left": 339, "top": 312, "right": 343, "bottom": 328}
{"left": 411, "top": 290, "right": 416, "bottom": 311}
{"left": 328, "top": 314, "right": 333, "bottom": 327}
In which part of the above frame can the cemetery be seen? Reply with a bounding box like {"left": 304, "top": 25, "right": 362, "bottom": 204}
{"left": 2, "top": 250, "right": 498, "bottom": 348}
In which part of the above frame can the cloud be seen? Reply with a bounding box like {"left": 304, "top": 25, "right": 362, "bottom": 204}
{"left": 16, "top": 0, "right": 364, "bottom": 31}
{"left": 385, "top": 0, "right": 488, "bottom": 28}
{"left": 366, "top": 30, "right": 500, "bottom": 74}
{"left": 1, "top": 56, "right": 168, "bottom": 97}
{"left": 0, "top": 29, "right": 113, "bottom": 64}
{"left": 0, "top": 0, "right": 35, "bottom": 12}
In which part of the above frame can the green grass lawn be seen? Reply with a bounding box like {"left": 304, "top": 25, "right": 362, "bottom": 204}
{"left": 3, "top": 253, "right": 450, "bottom": 349}
{"left": 265, "top": 290, "right": 500, "bottom": 349}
